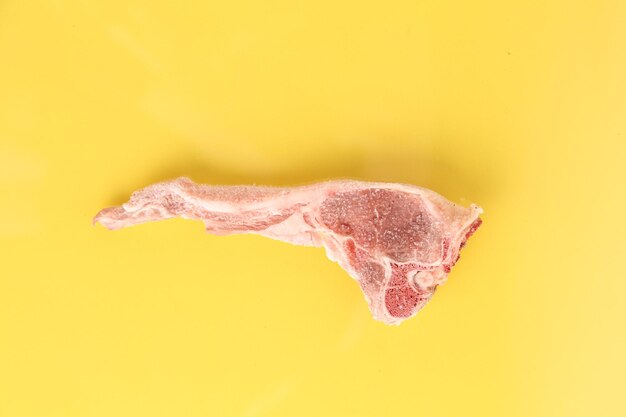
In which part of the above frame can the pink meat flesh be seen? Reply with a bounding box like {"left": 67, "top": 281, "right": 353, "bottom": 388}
{"left": 94, "top": 178, "right": 482, "bottom": 325}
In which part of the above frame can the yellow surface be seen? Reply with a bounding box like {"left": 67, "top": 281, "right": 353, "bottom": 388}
{"left": 1, "top": 1, "right": 625, "bottom": 416}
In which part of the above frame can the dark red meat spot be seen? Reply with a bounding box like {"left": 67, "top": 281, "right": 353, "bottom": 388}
{"left": 383, "top": 264, "right": 428, "bottom": 318}
{"left": 384, "top": 285, "right": 421, "bottom": 318}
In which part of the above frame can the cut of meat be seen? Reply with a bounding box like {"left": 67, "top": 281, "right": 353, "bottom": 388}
{"left": 94, "top": 177, "right": 482, "bottom": 325}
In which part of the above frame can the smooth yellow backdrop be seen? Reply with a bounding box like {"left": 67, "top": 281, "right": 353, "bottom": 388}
{"left": 1, "top": 1, "right": 625, "bottom": 416}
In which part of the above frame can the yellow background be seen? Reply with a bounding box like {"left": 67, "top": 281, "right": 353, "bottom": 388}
{"left": 1, "top": 1, "right": 625, "bottom": 416}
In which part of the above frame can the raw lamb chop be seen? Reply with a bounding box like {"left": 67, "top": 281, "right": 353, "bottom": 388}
{"left": 94, "top": 178, "right": 482, "bottom": 325}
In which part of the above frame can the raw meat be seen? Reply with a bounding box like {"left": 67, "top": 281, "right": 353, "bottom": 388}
{"left": 94, "top": 178, "right": 482, "bottom": 325}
